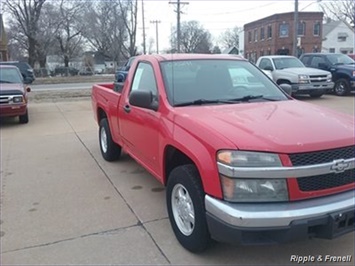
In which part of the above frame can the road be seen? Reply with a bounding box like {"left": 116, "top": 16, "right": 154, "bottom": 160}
{"left": 1, "top": 94, "right": 354, "bottom": 265}
{"left": 30, "top": 82, "right": 94, "bottom": 91}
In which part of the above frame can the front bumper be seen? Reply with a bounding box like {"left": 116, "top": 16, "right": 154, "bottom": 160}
{"left": 0, "top": 104, "right": 27, "bottom": 117}
{"left": 205, "top": 191, "right": 355, "bottom": 245}
{"left": 291, "top": 82, "right": 334, "bottom": 94}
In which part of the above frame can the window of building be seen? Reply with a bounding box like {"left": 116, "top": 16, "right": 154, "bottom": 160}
{"left": 260, "top": 27, "right": 265, "bottom": 40}
{"left": 248, "top": 31, "right": 252, "bottom": 43}
{"left": 313, "top": 22, "right": 320, "bottom": 36}
{"left": 267, "top": 25, "right": 272, "bottom": 38}
{"left": 298, "top": 21, "right": 306, "bottom": 36}
{"left": 254, "top": 29, "right": 258, "bottom": 42}
{"left": 337, "top": 33, "right": 348, "bottom": 42}
{"left": 279, "top": 23, "right": 289, "bottom": 37}
{"left": 329, "top": 48, "right": 335, "bottom": 53}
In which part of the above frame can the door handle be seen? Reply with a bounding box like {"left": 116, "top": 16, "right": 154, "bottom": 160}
{"left": 123, "top": 105, "right": 131, "bottom": 113}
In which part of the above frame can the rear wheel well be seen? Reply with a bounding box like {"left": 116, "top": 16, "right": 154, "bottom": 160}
{"left": 97, "top": 108, "right": 107, "bottom": 122}
{"left": 164, "top": 146, "right": 195, "bottom": 185}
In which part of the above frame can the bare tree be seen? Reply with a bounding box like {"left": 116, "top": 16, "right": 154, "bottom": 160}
{"left": 119, "top": 0, "right": 138, "bottom": 57}
{"left": 54, "top": 0, "right": 88, "bottom": 67}
{"left": 319, "top": 0, "right": 354, "bottom": 27}
{"left": 170, "top": 21, "right": 212, "bottom": 53}
{"left": 220, "top": 26, "right": 242, "bottom": 50}
{"left": 6, "top": 26, "right": 27, "bottom": 60}
{"left": 4, "top": 0, "right": 47, "bottom": 66}
{"left": 82, "top": 0, "right": 127, "bottom": 63}
{"left": 36, "top": 2, "right": 62, "bottom": 67}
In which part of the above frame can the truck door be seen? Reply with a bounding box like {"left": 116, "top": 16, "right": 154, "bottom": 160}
{"left": 118, "top": 62, "right": 161, "bottom": 175}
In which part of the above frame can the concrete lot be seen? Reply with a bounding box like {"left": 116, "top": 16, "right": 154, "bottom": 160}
{"left": 1, "top": 94, "right": 354, "bottom": 265}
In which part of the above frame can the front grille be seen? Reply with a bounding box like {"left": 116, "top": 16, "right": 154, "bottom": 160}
{"left": 289, "top": 146, "right": 355, "bottom": 166}
{"left": 298, "top": 169, "right": 355, "bottom": 191}
{"left": 309, "top": 75, "right": 328, "bottom": 83}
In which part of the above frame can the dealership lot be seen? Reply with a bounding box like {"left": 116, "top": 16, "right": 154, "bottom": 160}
{"left": 1, "top": 95, "right": 354, "bottom": 265}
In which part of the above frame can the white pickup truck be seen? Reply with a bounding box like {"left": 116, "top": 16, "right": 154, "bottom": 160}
{"left": 256, "top": 55, "right": 334, "bottom": 98}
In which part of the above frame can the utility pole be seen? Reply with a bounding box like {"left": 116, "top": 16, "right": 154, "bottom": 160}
{"left": 150, "top": 20, "right": 161, "bottom": 54}
{"left": 169, "top": 0, "right": 189, "bottom": 53}
{"left": 142, "top": 0, "right": 147, "bottom": 54}
{"left": 293, "top": 0, "right": 299, "bottom": 57}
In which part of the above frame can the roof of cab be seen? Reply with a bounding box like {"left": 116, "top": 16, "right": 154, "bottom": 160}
{"left": 134, "top": 53, "right": 246, "bottom": 62}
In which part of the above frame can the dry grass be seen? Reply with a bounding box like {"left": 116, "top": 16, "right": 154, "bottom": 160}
{"left": 33, "top": 75, "right": 115, "bottom": 85}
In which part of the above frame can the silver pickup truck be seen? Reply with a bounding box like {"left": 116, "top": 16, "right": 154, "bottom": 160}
{"left": 256, "top": 55, "right": 334, "bottom": 98}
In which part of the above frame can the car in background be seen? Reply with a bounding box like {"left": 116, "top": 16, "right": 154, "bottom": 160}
{"left": 0, "top": 65, "right": 31, "bottom": 123}
{"left": 256, "top": 55, "right": 334, "bottom": 98}
{"left": 299, "top": 53, "right": 355, "bottom": 96}
{"left": 115, "top": 56, "right": 136, "bottom": 82}
{"left": 0, "top": 61, "right": 35, "bottom": 84}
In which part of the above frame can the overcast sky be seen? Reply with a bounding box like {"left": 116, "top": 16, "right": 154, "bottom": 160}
{"left": 140, "top": 0, "right": 324, "bottom": 51}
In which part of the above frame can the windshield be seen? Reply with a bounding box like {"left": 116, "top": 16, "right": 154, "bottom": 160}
{"left": 272, "top": 57, "right": 305, "bottom": 69}
{"left": 0, "top": 68, "right": 23, "bottom": 84}
{"left": 160, "top": 59, "right": 288, "bottom": 106}
{"left": 326, "top": 54, "right": 354, "bottom": 65}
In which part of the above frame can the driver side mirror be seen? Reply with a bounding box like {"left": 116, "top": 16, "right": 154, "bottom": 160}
{"left": 263, "top": 66, "right": 274, "bottom": 71}
{"left": 129, "top": 90, "right": 158, "bottom": 111}
{"left": 318, "top": 63, "right": 328, "bottom": 70}
{"left": 279, "top": 84, "right": 292, "bottom": 95}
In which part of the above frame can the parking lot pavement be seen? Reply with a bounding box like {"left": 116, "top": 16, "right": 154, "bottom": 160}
{"left": 1, "top": 95, "right": 354, "bottom": 265}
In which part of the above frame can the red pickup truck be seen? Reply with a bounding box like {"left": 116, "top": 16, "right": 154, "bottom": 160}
{"left": 92, "top": 54, "right": 355, "bottom": 252}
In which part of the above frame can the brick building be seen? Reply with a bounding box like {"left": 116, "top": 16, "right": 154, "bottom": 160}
{"left": 0, "top": 14, "right": 8, "bottom": 61}
{"left": 244, "top": 12, "right": 323, "bottom": 62}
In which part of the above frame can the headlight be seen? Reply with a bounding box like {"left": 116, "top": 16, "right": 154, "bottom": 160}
{"left": 221, "top": 175, "right": 288, "bottom": 202}
{"left": 352, "top": 71, "right": 355, "bottom": 77}
{"left": 298, "top": 74, "right": 309, "bottom": 84}
{"left": 12, "top": 96, "right": 24, "bottom": 103}
{"left": 327, "top": 74, "right": 332, "bottom": 82}
{"left": 217, "top": 150, "right": 282, "bottom": 167}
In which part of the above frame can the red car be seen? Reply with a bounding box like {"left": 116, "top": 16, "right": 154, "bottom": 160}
{"left": 0, "top": 65, "right": 31, "bottom": 123}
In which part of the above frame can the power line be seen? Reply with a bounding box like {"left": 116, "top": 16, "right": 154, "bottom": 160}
{"left": 169, "top": 0, "right": 189, "bottom": 53}
{"left": 150, "top": 20, "right": 161, "bottom": 54}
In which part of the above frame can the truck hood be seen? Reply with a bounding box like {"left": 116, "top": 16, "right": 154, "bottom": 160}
{"left": 280, "top": 67, "right": 330, "bottom": 75}
{"left": 174, "top": 100, "right": 354, "bottom": 153}
{"left": 0, "top": 83, "right": 25, "bottom": 94}
{"left": 333, "top": 64, "right": 355, "bottom": 71}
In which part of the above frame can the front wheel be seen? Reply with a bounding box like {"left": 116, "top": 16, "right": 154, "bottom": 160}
{"left": 334, "top": 78, "right": 350, "bottom": 96}
{"left": 19, "top": 109, "right": 29, "bottom": 124}
{"left": 166, "top": 164, "right": 211, "bottom": 253}
{"left": 99, "top": 118, "right": 121, "bottom": 161}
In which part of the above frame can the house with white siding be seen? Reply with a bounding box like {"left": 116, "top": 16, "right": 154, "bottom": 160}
{"left": 322, "top": 20, "right": 354, "bottom": 54}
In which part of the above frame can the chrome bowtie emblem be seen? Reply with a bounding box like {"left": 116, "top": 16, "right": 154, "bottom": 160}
{"left": 330, "top": 159, "right": 350, "bottom": 173}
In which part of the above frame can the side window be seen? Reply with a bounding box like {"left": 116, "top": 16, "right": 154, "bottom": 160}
{"left": 300, "top": 55, "right": 310, "bottom": 66}
{"left": 259, "top": 59, "right": 273, "bottom": 70}
{"left": 310, "top": 56, "right": 326, "bottom": 68}
{"left": 130, "top": 62, "right": 158, "bottom": 97}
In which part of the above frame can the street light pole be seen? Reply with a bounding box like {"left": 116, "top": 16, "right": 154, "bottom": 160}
{"left": 293, "top": 0, "right": 299, "bottom": 57}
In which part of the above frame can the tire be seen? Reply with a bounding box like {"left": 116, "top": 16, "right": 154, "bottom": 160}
{"left": 334, "top": 78, "right": 350, "bottom": 96}
{"left": 99, "top": 118, "right": 121, "bottom": 161}
{"left": 19, "top": 109, "right": 29, "bottom": 124}
{"left": 309, "top": 91, "right": 324, "bottom": 98}
{"left": 166, "top": 164, "right": 211, "bottom": 253}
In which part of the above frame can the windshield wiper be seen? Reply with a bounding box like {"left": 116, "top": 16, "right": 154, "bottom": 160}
{"left": 226, "top": 95, "right": 279, "bottom": 102}
{"left": 174, "top": 95, "right": 279, "bottom": 106}
{"left": 174, "top": 99, "right": 234, "bottom": 107}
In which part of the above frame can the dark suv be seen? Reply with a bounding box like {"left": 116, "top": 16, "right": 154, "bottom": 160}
{"left": 0, "top": 61, "right": 35, "bottom": 84}
{"left": 299, "top": 53, "right": 355, "bottom": 96}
